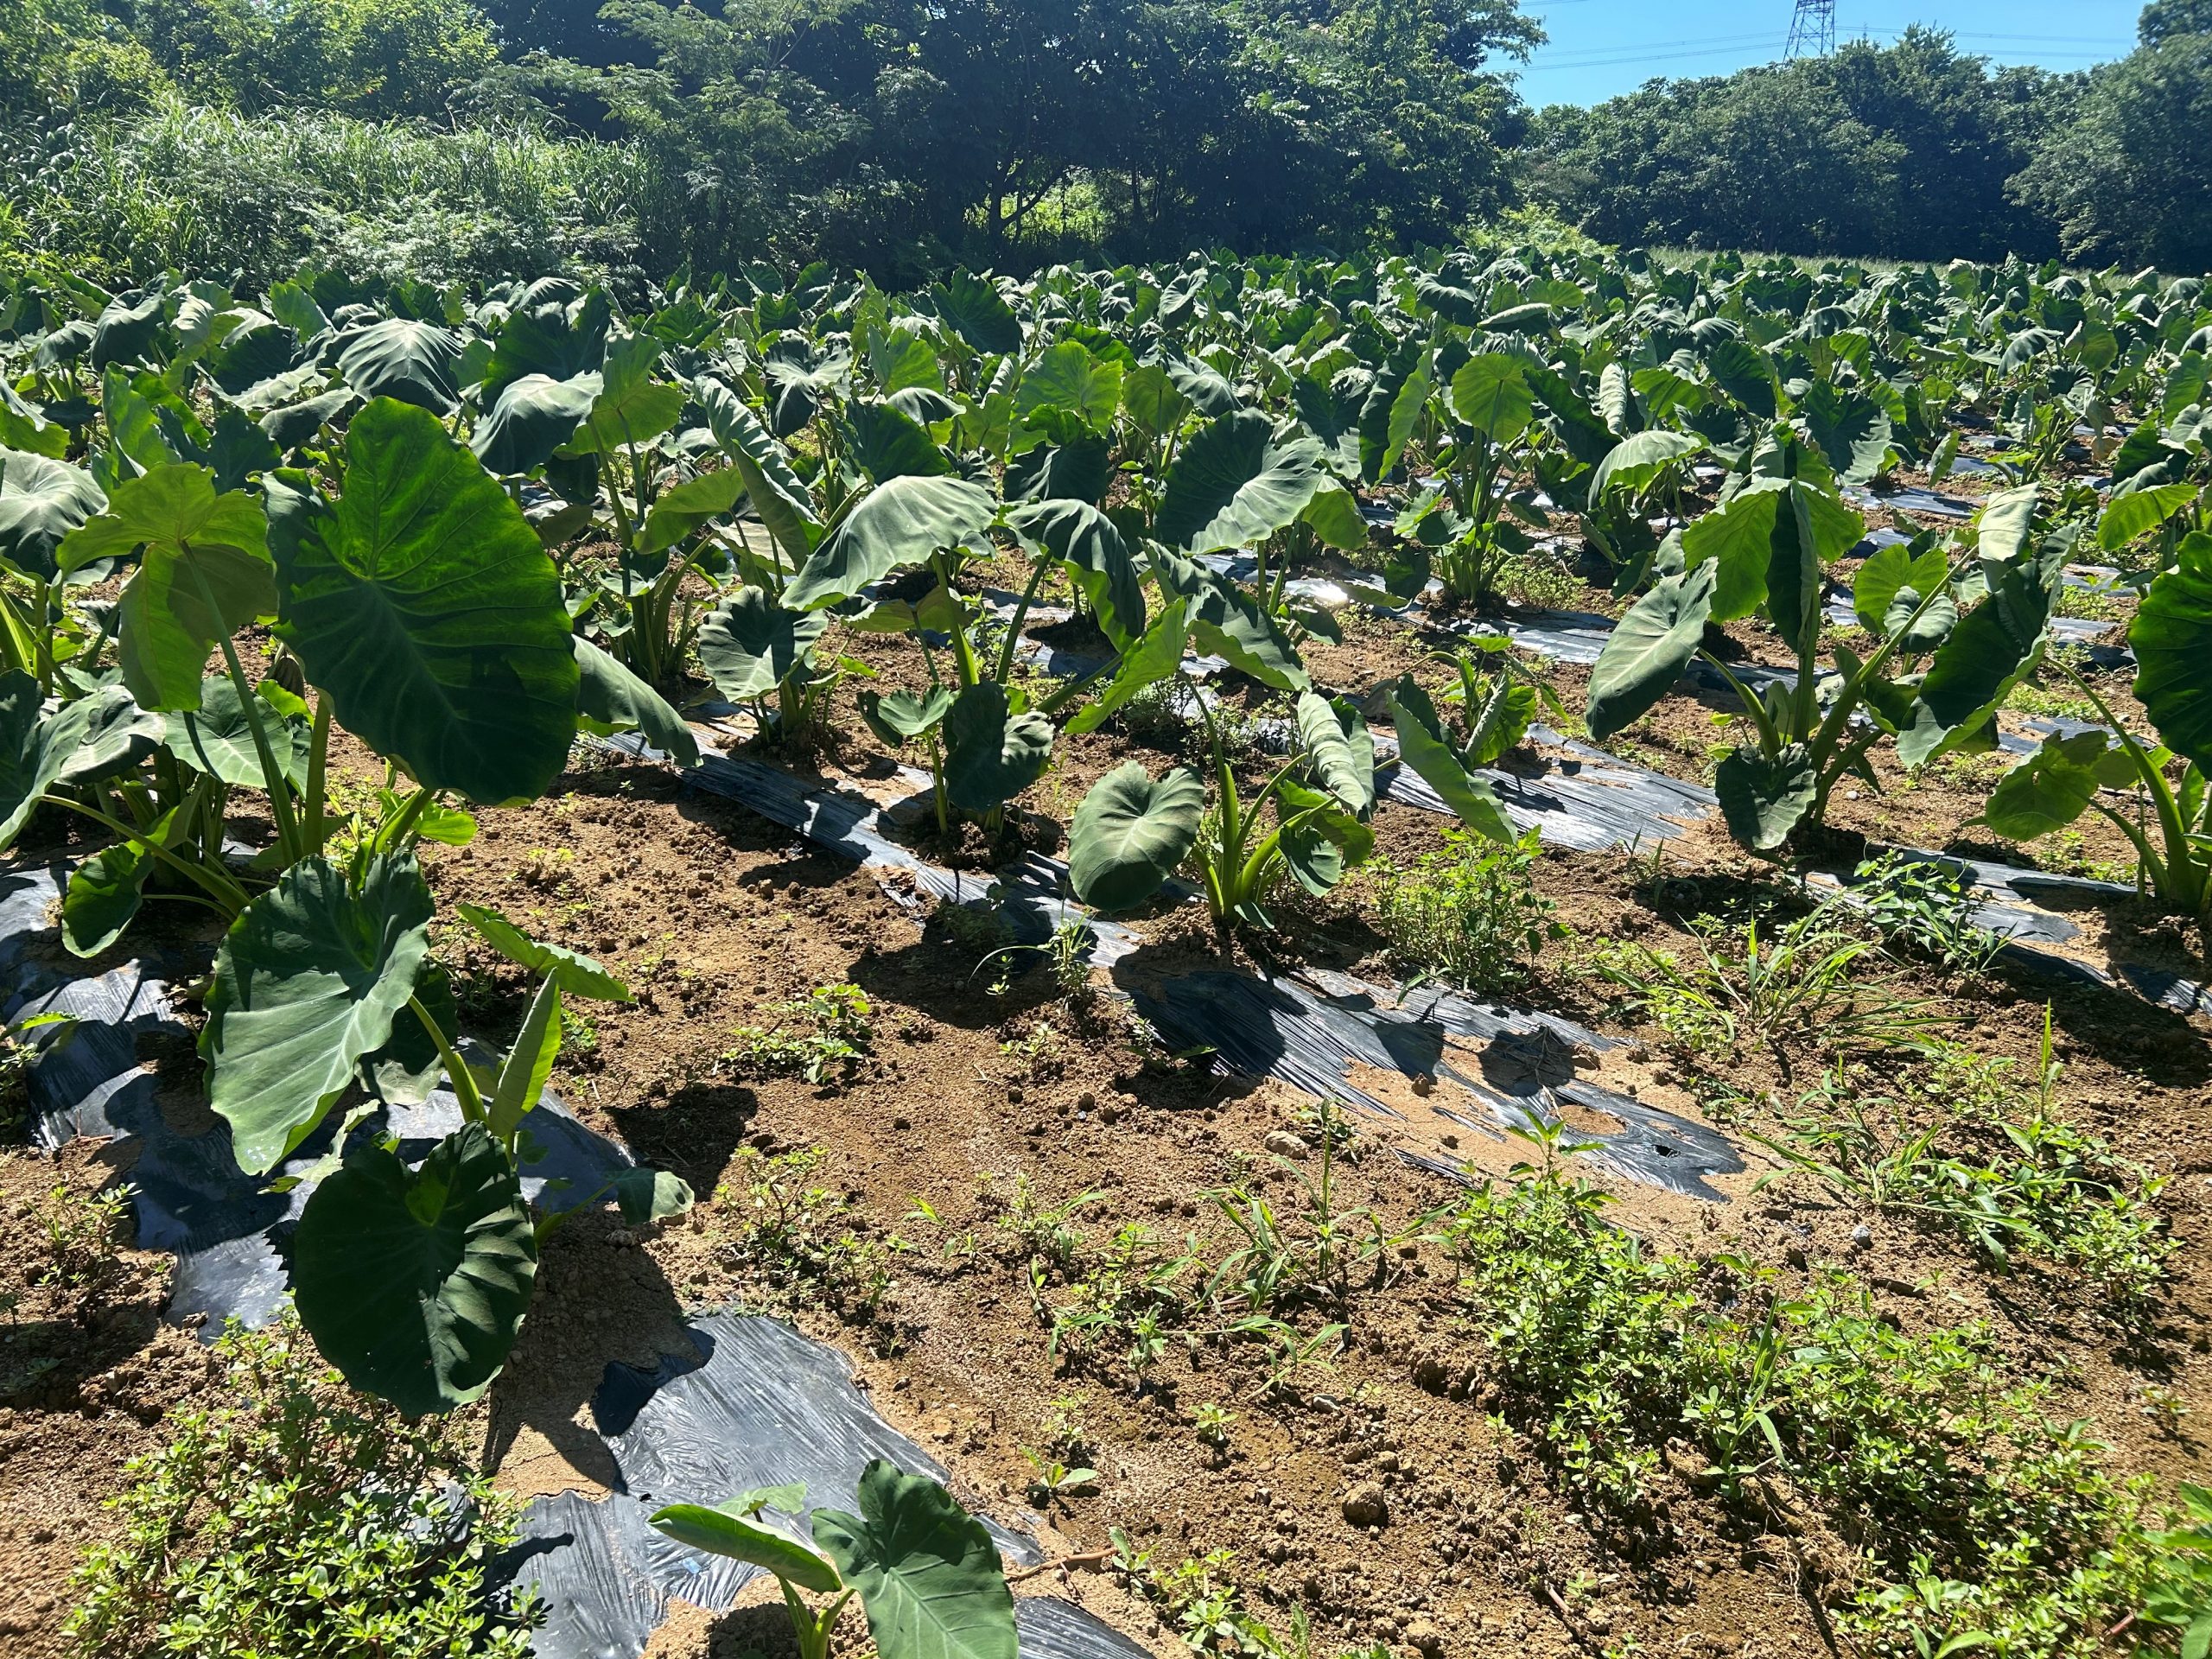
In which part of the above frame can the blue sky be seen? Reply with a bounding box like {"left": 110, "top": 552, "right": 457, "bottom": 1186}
{"left": 1510, "top": 0, "right": 2142, "bottom": 107}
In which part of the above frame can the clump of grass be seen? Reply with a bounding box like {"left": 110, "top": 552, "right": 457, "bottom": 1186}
{"left": 713, "top": 1145, "right": 906, "bottom": 1319}
{"left": 1760, "top": 1019, "right": 2175, "bottom": 1318}
{"left": 1586, "top": 899, "right": 1948, "bottom": 1077}
{"left": 68, "top": 1319, "right": 536, "bottom": 1659}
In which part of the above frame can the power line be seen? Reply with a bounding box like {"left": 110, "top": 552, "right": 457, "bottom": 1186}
{"left": 1787, "top": 0, "right": 1836, "bottom": 57}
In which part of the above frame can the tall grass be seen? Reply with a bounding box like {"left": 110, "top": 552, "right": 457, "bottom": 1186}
{"left": 2, "top": 99, "right": 645, "bottom": 291}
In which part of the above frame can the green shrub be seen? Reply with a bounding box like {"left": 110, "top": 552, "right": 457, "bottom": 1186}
{"left": 1369, "top": 825, "right": 1552, "bottom": 995}
{"left": 67, "top": 1319, "right": 535, "bottom": 1659}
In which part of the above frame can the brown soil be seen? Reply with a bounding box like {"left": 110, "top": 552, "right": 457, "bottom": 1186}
{"left": 4, "top": 502, "right": 2210, "bottom": 1659}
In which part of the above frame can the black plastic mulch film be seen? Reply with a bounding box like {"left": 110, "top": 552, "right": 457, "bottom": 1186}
{"left": 0, "top": 469, "right": 2190, "bottom": 1655}
{"left": 0, "top": 861, "right": 1143, "bottom": 1659}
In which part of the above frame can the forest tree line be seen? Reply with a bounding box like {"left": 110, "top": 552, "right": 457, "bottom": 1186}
{"left": 2, "top": 0, "right": 2207, "bottom": 289}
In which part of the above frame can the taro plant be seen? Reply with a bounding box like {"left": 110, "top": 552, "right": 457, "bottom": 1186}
{"left": 1979, "top": 528, "right": 2212, "bottom": 922}
{"left": 0, "top": 404, "right": 695, "bottom": 959}
{"left": 648, "top": 1462, "right": 1017, "bottom": 1659}
{"left": 785, "top": 474, "right": 1148, "bottom": 838}
{"left": 1584, "top": 479, "right": 2063, "bottom": 852}
{"left": 1381, "top": 639, "right": 1562, "bottom": 842}
{"left": 226, "top": 895, "right": 692, "bottom": 1414}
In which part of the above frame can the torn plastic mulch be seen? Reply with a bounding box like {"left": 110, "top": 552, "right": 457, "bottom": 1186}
{"left": 0, "top": 858, "right": 1157, "bottom": 1659}
{"left": 651, "top": 740, "right": 1744, "bottom": 1203}
{"left": 510, "top": 1312, "right": 1150, "bottom": 1659}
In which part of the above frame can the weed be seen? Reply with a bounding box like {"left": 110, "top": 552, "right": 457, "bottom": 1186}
{"left": 67, "top": 1319, "right": 535, "bottom": 1659}
{"left": 1440, "top": 1147, "right": 2164, "bottom": 1658}
{"left": 715, "top": 1147, "right": 905, "bottom": 1318}
{"left": 1020, "top": 1447, "right": 1098, "bottom": 1506}
{"left": 999, "top": 1019, "right": 1065, "bottom": 1079}
{"left": 725, "top": 984, "right": 873, "bottom": 1085}
{"left": 1589, "top": 900, "right": 1947, "bottom": 1077}
{"left": 1109, "top": 1536, "right": 1314, "bottom": 1659}
{"left": 1760, "top": 1023, "right": 2173, "bottom": 1315}
{"left": 41, "top": 1181, "right": 133, "bottom": 1315}
{"left": 1369, "top": 826, "right": 1554, "bottom": 995}
{"left": 1038, "top": 1221, "right": 1201, "bottom": 1378}
{"left": 1850, "top": 852, "right": 2005, "bottom": 975}
{"left": 980, "top": 916, "right": 1096, "bottom": 999}
{"left": 1194, "top": 1401, "right": 1237, "bottom": 1452}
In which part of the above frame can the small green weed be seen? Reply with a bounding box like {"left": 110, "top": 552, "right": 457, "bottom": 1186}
{"left": 1760, "top": 1020, "right": 2173, "bottom": 1315}
{"left": 1850, "top": 852, "right": 2005, "bottom": 975}
{"left": 1588, "top": 900, "right": 1947, "bottom": 1077}
{"left": 1440, "top": 1141, "right": 2166, "bottom": 1659}
{"left": 1370, "top": 826, "right": 1553, "bottom": 995}
{"left": 67, "top": 1320, "right": 536, "bottom": 1659}
{"left": 724, "top": 983, "right": 873, "bottom": 1085}
{"left": 714, "top": 1147, "right": 906, "bottom": 1318}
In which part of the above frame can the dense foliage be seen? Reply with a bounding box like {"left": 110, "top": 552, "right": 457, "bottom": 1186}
{"left": 3, "top": 0, "right": 2209, "bottom": 283}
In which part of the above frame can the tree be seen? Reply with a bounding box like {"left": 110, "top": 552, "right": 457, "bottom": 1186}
{"left": 2011, "top": 29, "right": 2212, "bottom": 271}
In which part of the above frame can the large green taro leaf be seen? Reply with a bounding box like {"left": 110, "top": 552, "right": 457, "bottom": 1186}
{"left": 200, "top": 853, "right": 434, "bottom": 1174}
{"left": 293, "top": 1122, "right": 537, "bottom": 1416}
{"left": 813, "top": 1461, "right": 1019, "bottom": 1659}
{"left": 58, "top": 463, "right": 274, "bottom": 712}
{"left": 471, "top": 372, "right": 600, "bottom": 475}
{"left": 785, "top": 474, "right": 995, "bottom": 611}
{"left": 1980, "top": 729, "right": 2106, "bottom": 842}
{"left": 1069, "top": 761, "right": 1204, "bottom": 911}
{"left": 943, "top": 683, "right": 1052, "bottom": 812}
{"left": 933, "top": 270, "right": 1022, "bottom": 357}
{"left": 0, "top": 671, "right": 119, "bottom": 851}
{"left": 2133, "top": 531, "right": 2212, "bottom": 772}
{"left": 698, "top": 585, "right": 827, "bottom": 702}
{"left": 1384, "top": 676, "right": 1515, "bottom": 842}
{"left": 333, "top": 319, "right": 463, "bottom": 416}
{"left": 574, "top": 635, "right": 700, "bottom": 766}
{"left": 1586, "top": 562, "right": 1715, "bottom": 741}
{"left": 1154, "top": 410, "right": 1326, "bottom": 553}
{"left": 267, "top": 398, "right": 579, "bottom": 805}
{"left": 166, "top": 673, "right": 311, "bottom": 788}
{"left": 1003, "top": 498, "right": 1144, "bottom": 647}
{"left": 700, "top": 380, "right": 818, "bottom": 568}
{"left": 0, "top": 448, "right": 106, "bottom": 580}
{"left": 1714, "top": 744, "right": 1817, "bottom": 853}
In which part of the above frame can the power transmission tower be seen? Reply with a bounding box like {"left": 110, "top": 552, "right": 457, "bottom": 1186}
{"left": 1785, "top": 0, "right": 1835, "bottom": 57}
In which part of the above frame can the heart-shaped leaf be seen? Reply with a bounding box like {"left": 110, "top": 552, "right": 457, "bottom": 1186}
{"left": 699, "top": 585, "right": 829, "bottom": 703}
{"left": 333, "top": 318, "right": 463, "bottom": 415}
{"left": 59, "top": 464, "right": 274, "bottom": 712}
{"left": 574, "top": 636, "right": 700, "bottom": 766}
{"left": 943, "top": 682, "right": 1052, "bottom": 812}
{"left": 61, "top": 817, "right": 171, "bottom": 957}
{"left": 1069, "top": 761, "right": 1204, "bottom": 910}
{"left": 267, "top": 398, "right": 579, "bottom": 805}
{"left": 0, "top": 448, "right": 106, "bottom": 580}
{"left": 1714, "top": 745, "right": 1817, "bottom": 852}
{"left": 0, "top": 671, "right": 123, "bottom": 851}
{"left": 2133, "top": 531, "right": 2212, "bottom": 772}
{"left": 1154, "top": 410, "right": 1327, "bottom": 552}
{"left": 292, "top": 1122, "right": 537, "bottom": 1416}
{"left": 1586, "top": 561, "right": 1716, "bottom": 741}
{"left": 812, "top": 1461, "right": 1018, "bottom": 1659}
{"left": 785, "top": 475, "right": 995, "bottom": 612}
{"left": 860, "top": 686, "right": 957, "bottom": 746}
{"left": 472, "top": 372, "right": 600, "bottom": 475}
{"left": 1979, "top": 730, "right": 2106, "bottom": 842}
{"left": 166, "top": 673, "right": 311, "bottom": 788}
{"left": 200, "top": 853, "right": 435, "bottom": 1174}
